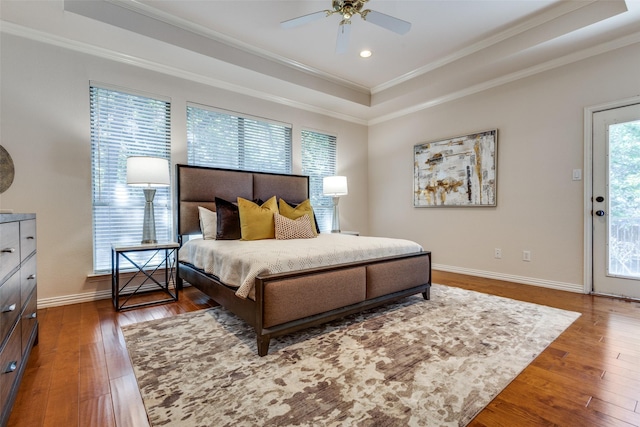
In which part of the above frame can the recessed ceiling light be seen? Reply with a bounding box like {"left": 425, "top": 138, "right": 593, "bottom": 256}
{"left": 360, "top": 50, "right": 372, "bottom": 58}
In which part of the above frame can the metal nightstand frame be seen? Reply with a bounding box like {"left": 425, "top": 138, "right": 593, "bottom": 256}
{"left": 111, "top": 242, "right": 179, "bottom": 311}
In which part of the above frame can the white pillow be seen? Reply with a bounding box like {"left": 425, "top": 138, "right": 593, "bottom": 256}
{"left": 198, "top": 206, "right": 217, "bottom": 240}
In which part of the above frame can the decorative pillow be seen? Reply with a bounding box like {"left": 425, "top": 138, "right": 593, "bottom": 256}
{"left": 274, "top": 212, "right": 316, "bottom": 240}
{"left": 278, "top": 199, "right": 319, "bottom": 235}
{"left": 237, "top": 196, "right": 278, "bottom": 241}
{"left": 215, "top": 197, "right": 241, "bottom": 240}
{"left": 198, "top": 206, "right": 217, "bottom": 240}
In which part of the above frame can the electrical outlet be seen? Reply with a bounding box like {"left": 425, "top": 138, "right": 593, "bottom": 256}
{"left": 494, "top": 248, "right": 502, "bottom": 259}
{"left": 523, "top": 250, "right": 531, "bottom": 262}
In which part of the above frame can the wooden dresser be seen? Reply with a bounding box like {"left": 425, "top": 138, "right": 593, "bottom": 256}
{"left": 0, "top": 214, "right": 37, "bottom": 426}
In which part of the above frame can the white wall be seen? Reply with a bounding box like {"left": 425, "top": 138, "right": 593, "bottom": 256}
{"left": 0, "top": 34, "right": 369, "bottom": 305}
{"left": 2, "top": 2, "right": 639, "bottom": 304}
{"left": 368, "top": 42, "right": 640, "bottom": 292}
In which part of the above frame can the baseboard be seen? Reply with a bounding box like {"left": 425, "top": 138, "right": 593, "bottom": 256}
{"left": 37, "top": 266, "right": 584, "bottom": 308}
{"left": 37, "top": 282, "right": 184, "bottom": 308}
{"left": 433, "top": 263, "right": 585, "bottom": 293}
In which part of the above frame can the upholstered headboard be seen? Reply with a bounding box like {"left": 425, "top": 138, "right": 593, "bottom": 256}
{"left": 176, "top": 164, "right": 309, "bottom": 236}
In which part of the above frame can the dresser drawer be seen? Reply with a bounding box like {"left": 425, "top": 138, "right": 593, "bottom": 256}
{"left": 21, "top": 289, "right": 37, "bottom": 357}
{"left": 0, "top": 273, "right": 21, "bottom": 346}
{"left": 21, "top": 256, "right": 37, "bottom": 304}
{"left": 0, "top": 222, "right": 20, "bottom": 283}
{"left": 0, "top": 323, "right": 22, "bottom": 409}
{"left": 20, "top": 220, "right": 36, "bottom": 261}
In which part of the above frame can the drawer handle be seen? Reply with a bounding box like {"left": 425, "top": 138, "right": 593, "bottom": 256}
{"left": 2, "top": 303, "right": 17, "bottom": 313}
{"left": 28, "top": 312, "right": 37, "bottom": 319}
{"left": 1, "top": 247, "right": 16, "bottom": 253}
{"left": 28, "top": 274, "right": 36, "bottom": 280}
{"left": 26, "top": 236, "right": 35, "bottom": 240}
{"left": 5, "top": 361, "right": 17, "bottom": 374}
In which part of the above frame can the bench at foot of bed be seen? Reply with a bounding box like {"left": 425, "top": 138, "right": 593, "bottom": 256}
{"left": 254, "top": 281, "right": 431, "bottom": 357}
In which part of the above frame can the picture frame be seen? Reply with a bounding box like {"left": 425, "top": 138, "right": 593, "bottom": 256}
{"left": 413, "top": 129, "right": 497, "bottom": 207}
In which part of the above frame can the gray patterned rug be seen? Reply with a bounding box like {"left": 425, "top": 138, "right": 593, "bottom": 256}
{"left": 122, "top": 284, "right": 580, "bottom": 427}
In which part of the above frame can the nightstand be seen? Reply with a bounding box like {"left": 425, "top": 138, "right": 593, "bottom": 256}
{"left": 340, "top": 231, "right": 360, "bottom": 236}
{"left": 111, "top": 242, "right": 179, "bottom": 311}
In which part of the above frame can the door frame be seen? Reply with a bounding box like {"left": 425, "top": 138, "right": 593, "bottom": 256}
{"left": 583, "top": 95, "right": 640, "bottom": 294}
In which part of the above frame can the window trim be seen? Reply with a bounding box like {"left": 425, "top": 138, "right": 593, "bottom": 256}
{"left": 90, "top": 83, "right": 172, "bottom": 273}
{"left": 187, "top": 102, "right": 292, "bottom": 129}
{"left": 186, "top": 102, "right": 293, "bottom": 174}
{"left": 301, "top": 127, "right": 338, "bottom": 233}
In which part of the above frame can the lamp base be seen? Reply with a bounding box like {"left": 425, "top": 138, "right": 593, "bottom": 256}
{"left": 141, "top": 188, "right": 158, "bottom": 244}
{"left": 330, "top": 196, "right": 341, "bottom": 233}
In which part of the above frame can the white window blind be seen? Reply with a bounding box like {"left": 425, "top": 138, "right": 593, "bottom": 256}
{"left": 186, "top": 104, "right": 292, "bottom": 174}
{"left": 301, "top": 129, "right": 337, "bottom": 233}
{"left": 90, "top": 85, "right": 172, "bottom": 273}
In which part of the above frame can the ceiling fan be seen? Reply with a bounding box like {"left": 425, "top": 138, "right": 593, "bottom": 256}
{"left": 281, "top": 0, "right": 411, "bottom": 54}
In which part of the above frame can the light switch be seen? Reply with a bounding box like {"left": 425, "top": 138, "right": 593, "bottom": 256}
{"left": 572, "top": 169, "right": 582, "bottom": 181}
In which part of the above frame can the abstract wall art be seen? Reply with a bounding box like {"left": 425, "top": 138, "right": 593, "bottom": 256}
{"left": 414, "top": 129, "right": 497, "bottom": 207}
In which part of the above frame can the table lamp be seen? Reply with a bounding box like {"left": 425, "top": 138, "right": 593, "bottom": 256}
{"left": 126, "top": 156, "right": 170, "bottom": 244}
{"left": 323, "top": 175, "right": 348, "bottom": 233}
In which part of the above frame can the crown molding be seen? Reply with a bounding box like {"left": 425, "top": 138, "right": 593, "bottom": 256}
{"left": 0, "top": 21, "right": 368, "bottom": 126}
{"left": 106, "top": 0, "right": 369, "bottom": 94}
{"left": 2, "top": 14, "right": 637, "bottom": 127}
{"left": 372, "top": 0, "right": 617, "bottom": 94}
{"left": 369, "top": 30, "right": 640, "bottom": 125}
{"left": 114, "top": 0, "right": 622, "bottom": 102}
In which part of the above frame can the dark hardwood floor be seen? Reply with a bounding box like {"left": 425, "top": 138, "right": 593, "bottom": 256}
{"left": 7, "top": 271, "right": 640, "bottom": 426}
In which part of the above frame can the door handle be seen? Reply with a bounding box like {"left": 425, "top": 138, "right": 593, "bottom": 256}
{"left": 595, "top": 210, "right": 606, "bottom": 216}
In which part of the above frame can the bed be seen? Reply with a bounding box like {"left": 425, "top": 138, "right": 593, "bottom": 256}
{"left": 175, "top": 164, "right": 431, "bottom": 356}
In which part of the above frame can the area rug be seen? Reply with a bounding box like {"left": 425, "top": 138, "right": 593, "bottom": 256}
{"left": 121, "top": 284, "right": 580, "bottom": 427}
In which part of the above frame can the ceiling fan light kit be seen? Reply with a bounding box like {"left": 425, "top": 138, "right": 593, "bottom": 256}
{"left": 281, "top": 0, "right": 411, "bottom": 54}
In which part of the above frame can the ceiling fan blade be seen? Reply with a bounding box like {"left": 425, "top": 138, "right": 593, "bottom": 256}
{"left": 281, "top": 10, "right": 328, "bottom": 29}
{"left": 335, "top": 21, "right": 351, "bottom": 54}
{"left": 362, "top": 10, "right": 411, "bottom": 35}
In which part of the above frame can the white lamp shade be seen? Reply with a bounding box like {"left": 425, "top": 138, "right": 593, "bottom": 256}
{"left": 126, "top": 156, "right": 170, "bottom": 187}
{"left": 323, "top": 175, "right": 348, "bottom": 196}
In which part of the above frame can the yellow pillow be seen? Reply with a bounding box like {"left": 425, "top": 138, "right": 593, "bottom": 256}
{"left": 279, "top": 199, "right": 318, "bottom": 235}
{"left": 238, "top": 196, "right": 278, "bottom": 240}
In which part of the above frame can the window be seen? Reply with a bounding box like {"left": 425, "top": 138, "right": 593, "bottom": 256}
{"left": 185, "top": 105, "right": 336, "bottom": 231}
{"left": 186, "top": 104, "right": 292, "bottom": 173}
{"left": 301, "top": 129, "right": 337, "bottom": 232}
{"left": 90, "top": 85, "right": 171, "bottom": 273}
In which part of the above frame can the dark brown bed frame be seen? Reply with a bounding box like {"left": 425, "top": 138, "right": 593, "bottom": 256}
{"left": 175, "top": 164, "right": 431, "bottom": 356}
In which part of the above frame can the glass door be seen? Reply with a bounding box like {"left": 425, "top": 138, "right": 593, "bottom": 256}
{"left": 592, "top": 103, "right": 640, "bottom": 299}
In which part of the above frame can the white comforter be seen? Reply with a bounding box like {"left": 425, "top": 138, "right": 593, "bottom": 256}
{"left": 179, "top": 234, "right": 424, "bottom": 299}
